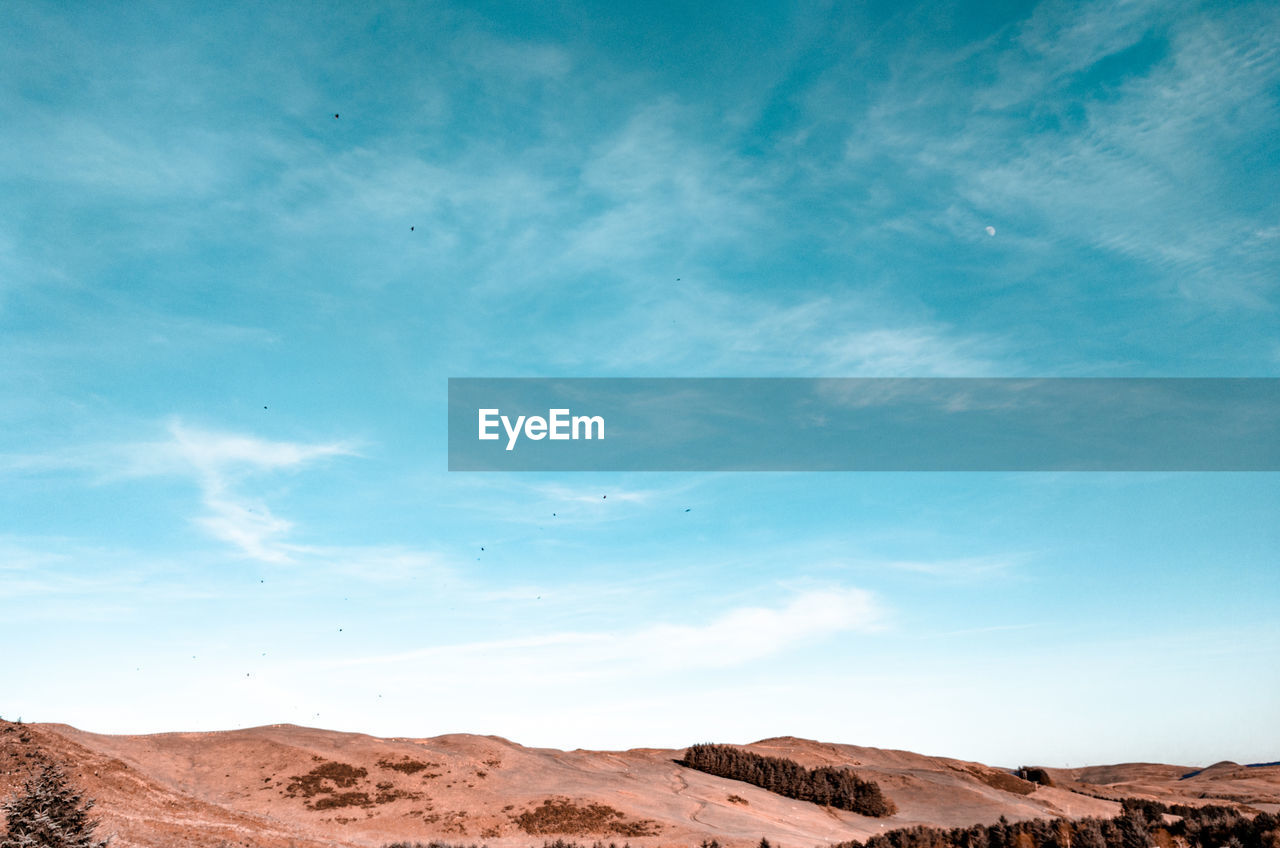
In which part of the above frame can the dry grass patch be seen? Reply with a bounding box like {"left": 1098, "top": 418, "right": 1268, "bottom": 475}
{"left": 285, "top": 760, "right": 369, "bottom": 799}
{"left": 375, "top": 786, "right": 424, "bottom": 804}
{"left": 312, "top": 791, "right": 372, "bottom": 810}
{"left": 378, "top": 757, "right": 441, "bottom": 775}
{"left": 512, "top": 797, "right": 660, "bottom": 837}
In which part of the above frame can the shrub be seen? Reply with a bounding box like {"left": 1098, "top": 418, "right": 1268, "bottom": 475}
{"left": 1015, "top": 767, "right": 1054, "bottom": 787}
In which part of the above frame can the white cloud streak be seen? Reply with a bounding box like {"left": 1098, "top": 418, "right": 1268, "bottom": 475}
{"left": 326, "top": 586, "right": 883, "bottom": 679}
{"left": 879, "top": 555, "right": 1026, "bottom": 581}
{"left": 551, "top": 282, "right": 1009, "bottom": 376}
{"left": 844, "top": 0, "right": 1280, "bottom": 308}
{"left": 125, "top": 421, "right": 357, "bottom": 563}
{"left": 2, "top": 421, "right": 356, "bottom": 563}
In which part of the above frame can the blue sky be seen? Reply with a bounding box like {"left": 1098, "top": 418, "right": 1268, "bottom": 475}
{"left": 2, "top": 0, "right": 1278, "bottom": 766}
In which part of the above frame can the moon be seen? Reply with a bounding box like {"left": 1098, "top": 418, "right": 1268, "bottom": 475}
{"left": 985, "top": 226, "right": 996, "bottom": 236}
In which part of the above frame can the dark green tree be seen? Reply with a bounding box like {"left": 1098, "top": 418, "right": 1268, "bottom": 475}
{"left": 1, "top": 763, "right": 109, "bottom": 848}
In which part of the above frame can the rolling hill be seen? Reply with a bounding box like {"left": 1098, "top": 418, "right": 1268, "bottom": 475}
{"left": 2, "top": 720, "right": 1276, "bottom": 848}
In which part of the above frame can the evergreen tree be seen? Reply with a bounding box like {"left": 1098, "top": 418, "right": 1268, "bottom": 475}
{"left": 1117, "top": 814, "right": 1155, "bottom": 848}
{"left": 1075, "top": 819, "right": 1108, "bottom": 848}
{"left": 1, "top": 763, "right": 109, "bottom": 848}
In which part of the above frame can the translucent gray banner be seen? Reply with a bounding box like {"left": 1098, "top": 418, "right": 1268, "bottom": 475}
{"left": 447, "top": 378, "right": 1280, "bottom": 471}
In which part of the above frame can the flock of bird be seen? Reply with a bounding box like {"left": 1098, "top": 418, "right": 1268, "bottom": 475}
{"left": 200, "top": 111, "right": 700, "bottom": 719}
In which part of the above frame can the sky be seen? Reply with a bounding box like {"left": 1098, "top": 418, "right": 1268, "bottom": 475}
{"left": 1, "top": 0, "right": 1278, "bottom": 768}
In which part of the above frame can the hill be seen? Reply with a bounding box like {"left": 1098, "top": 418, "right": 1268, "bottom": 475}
{"left": 2, "top": 720, "right": 1276, "bottom": 848}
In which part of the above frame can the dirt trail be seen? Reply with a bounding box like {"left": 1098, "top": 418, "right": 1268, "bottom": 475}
{"left": 669, "top": 767, "right": 711, "bottom": 826}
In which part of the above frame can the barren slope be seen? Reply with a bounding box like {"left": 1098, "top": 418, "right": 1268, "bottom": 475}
{"left": 3, "top": 721, "right": 1275, "bottom": 848}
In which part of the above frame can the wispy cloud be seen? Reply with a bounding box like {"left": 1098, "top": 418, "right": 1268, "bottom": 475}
{"left": 460, "top": 33, "right": 573, "bottom": 79}
{"left": 281, "top": 544, "right": 456, "bottom": 584}
{"left": 0, "top": 536, "right": 227, "bottom": 620}
{"left": 530, "top": 482, "right": 661, "bottom": 505}
{"left": 2, "top": 421, "right": 356, "bottom": 563}
{"left": 563, "top": 100, "right": 771, "bottom": 270}
{"left": 121, "top": 421, "right": 357, "bottom": 563}
{"left": 192, "top": 497, "right": 296, "bottom": 564}
{"left": 879, "top": 555, "right": 1027, "bottom": 582}
{"left": 148, "top": 421, "right": 355, "bottom": 476}
{"left": 328, "top": 585, "right": 883, "bottom": 678}
{"left": 436, "top": 475, "right": 707, "bottom": 532}
{"left": 172, "top": 83, "right": 1011, "bottom": 379}
{"left": 546, "top": 282, "right": 1010, "bottom": 376}
{"left": 842, "top": 0, "right": 1280, "bottom": 309}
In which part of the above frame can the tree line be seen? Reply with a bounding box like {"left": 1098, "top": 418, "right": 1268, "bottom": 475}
{"left": 679, "top": 743, "right": 897, "bottom": 817}
{"left": 833, "top": 800, "right": 1279, "bottom": 848}
{"left": 386, "top": 808, "right": 1280, "bottom": 848}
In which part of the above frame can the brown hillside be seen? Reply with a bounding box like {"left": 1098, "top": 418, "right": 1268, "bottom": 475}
{"left": 4, "top": 721, "right": 1275, "bottom": 848}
